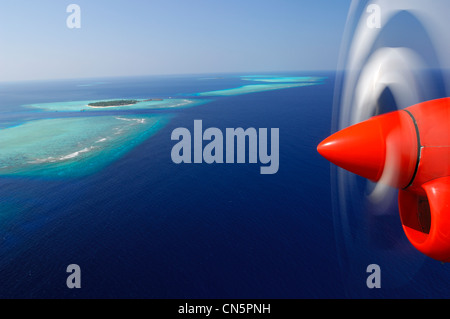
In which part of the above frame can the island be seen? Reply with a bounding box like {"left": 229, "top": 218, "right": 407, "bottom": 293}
{"left": 88, "top": 100, "right": 139, "bottom": 107}
{"left": 27, "top": 98, "right": 203, "bottom": 112}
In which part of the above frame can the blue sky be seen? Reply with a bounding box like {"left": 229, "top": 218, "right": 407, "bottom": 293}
{"left": 0, "top": 0, "right": 351, "bottom": 82}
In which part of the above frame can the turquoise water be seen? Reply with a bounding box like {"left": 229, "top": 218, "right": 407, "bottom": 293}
{"left": 242, "top": 76, "right": 326, "bottom": 83}
{"left": 2, "top": 75, "right": 323, "bottom": 179}
{"left": 0, "top": 114, "right": 171, "bottom": 178}
{"left": 25, "top": 98, "right": 206, "bottom": 112}
{"left": 197, "top": 75, "right": 326, "bottom": 96}
{"left": 198, "top": 82, "right": 321, "bottom": 96}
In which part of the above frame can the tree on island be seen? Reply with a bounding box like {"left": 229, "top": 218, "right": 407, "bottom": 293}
{"left": 88, "top": 100, "right": 139, "bottom": 107}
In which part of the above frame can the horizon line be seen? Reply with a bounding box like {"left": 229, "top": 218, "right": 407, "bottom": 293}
{"left": 0, "top": 69, "right": 339, "bottom": 85}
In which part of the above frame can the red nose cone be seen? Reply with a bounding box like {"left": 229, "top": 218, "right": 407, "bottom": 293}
{"left": 318, "top": 117, "right": 386, "bottom": 182}
{"left": 318, "top": 111, "right": 419, "bottom": 188}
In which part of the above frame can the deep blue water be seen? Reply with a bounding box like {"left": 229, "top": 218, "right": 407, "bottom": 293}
{"left": 0, "top": 72, "right": 340, "bottom": 298}
{"left": 0, "top": 72, "right": 449, "bottom": 299}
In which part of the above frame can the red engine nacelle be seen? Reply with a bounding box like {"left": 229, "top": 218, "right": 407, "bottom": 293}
{"left": 318, "top": 98, "right": 450, "bottom": 262}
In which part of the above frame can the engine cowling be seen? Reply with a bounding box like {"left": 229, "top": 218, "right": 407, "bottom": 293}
{"left": 318, "top": 97, "right": 450, "bottom": 262}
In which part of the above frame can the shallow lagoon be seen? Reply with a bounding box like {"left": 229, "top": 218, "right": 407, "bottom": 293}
{"left": 198, "top": 82, "right": 321, "bottom": 96}
{"left": 2, "top": 74, "right": 325, "bottom": 179}
{"left": 198, "top": 75, "right": 326, "bottom": 96}
{"left": 0, "top": 114, "right": 170, "bottom": 178}
{"left": 241, "top": 76, "right": 326, "bottom": 83}
{"left": 25, "top": 98, "right": 206, "bottom": 112}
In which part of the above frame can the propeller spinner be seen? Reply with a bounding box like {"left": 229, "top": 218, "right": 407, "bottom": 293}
{"left": 318, "top": 97, "right": 450, "bottom": 262}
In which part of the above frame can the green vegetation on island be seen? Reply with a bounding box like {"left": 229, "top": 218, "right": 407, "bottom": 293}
{"left": 88, "top": 100, "right": 139, "bottom": 107}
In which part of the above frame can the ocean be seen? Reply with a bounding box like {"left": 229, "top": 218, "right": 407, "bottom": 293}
{"left": 0, "top": 72, "right": 449, "bottom": 299}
